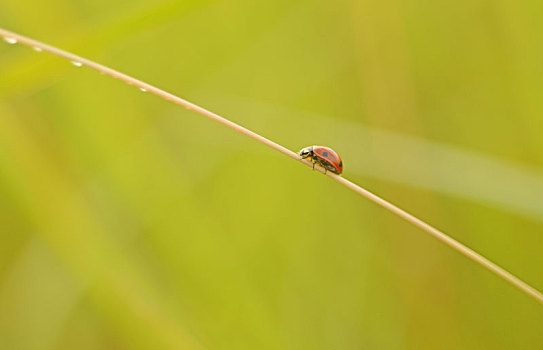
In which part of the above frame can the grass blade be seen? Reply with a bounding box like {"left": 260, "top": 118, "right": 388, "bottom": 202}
{"left": 1, "top": 27, "right": 542, "bottom": 306}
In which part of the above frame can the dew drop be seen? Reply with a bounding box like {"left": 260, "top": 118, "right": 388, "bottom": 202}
{"left": 71, "top": 61, "right": 83, "bottom": 67}
{"left": 33, "top": 46, "right": 43, "bottom": 52}
{"left": 3, "top": 37, "right": 18, "bottom": 44}
{"left": 140, "top": 88, "right": 147, "bottom": 92}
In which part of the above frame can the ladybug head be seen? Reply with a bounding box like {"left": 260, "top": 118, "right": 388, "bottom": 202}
{"left": 299, "top": 146, "right": 314, "bottom": 159}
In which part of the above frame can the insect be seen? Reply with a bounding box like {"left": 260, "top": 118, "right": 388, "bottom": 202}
{"left": 299, "top": 145, "right": 343, "bottom": 175}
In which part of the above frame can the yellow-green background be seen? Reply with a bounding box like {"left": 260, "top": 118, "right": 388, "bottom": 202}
{"left": 1, "top": 0, "right": 542, "bottom": 349}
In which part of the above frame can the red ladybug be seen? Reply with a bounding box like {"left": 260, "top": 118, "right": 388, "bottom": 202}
{"left": 299, "top": 145, "right": 343, "bottom": 175}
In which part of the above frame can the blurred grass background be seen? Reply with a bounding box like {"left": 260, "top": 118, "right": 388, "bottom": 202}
{"left": 1, "top": 0, "right": 543, "bottom": 349}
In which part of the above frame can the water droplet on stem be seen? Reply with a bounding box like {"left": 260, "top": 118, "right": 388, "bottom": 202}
{"left": 3, "top": 37, "right": 17, "bottom": 44}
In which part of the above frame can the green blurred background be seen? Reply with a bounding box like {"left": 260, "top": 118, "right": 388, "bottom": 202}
{"left": 1, "top": 0, "right": 542, "bottom": 349}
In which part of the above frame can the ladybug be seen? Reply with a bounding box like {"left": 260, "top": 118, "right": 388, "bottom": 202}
{"left": 299, "top": 145, "right": 343, "bottom": 175}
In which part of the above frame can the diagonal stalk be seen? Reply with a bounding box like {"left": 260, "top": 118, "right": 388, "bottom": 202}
{"left": 1, "top": 27, "right": 542, "bottom": 306}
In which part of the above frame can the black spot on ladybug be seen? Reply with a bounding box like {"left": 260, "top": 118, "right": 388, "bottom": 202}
{"left": 322, "top": 151, "right": 328, "bottom": 157}
{"left": 339, "top": 161, "right": 343, "bottom": 167}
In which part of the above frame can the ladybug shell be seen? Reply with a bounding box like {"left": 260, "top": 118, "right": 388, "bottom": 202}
{"left": 313, "top": 146, "right": 343, "bottom": 174}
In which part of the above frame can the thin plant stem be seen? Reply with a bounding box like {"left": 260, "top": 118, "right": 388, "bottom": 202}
{"left": 1, "top": 27, "right": 542, "bottom": 306}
